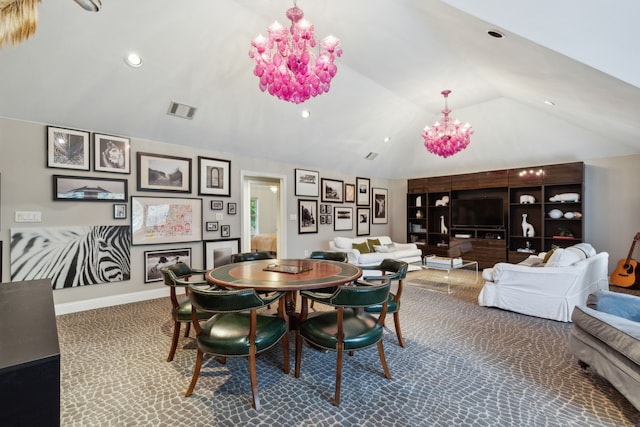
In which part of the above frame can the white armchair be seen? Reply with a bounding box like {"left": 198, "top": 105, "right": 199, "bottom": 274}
{"left": 478, "top": 244, "right": 609, "bottom": 322}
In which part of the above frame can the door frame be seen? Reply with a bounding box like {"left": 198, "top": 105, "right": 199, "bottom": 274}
{"left": 240, "top": 170, "right": 287, "bottom": 257}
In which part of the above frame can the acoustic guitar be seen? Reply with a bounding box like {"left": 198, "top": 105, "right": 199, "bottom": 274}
{"left": 610, "top": 232, "right": 640, "bottom": 288}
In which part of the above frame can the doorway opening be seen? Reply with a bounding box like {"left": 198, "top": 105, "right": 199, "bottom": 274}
{"left": 240, "top": 171, "right": 287, "bottom": 258}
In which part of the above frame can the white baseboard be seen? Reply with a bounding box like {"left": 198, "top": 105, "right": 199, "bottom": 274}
{"left": 55, "top": 288, "right": 168, "bottom": 315}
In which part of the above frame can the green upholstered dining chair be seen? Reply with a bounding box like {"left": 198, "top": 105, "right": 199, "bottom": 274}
{"left": 309, "top": 250, "right": 348, "bottom": 262}
{"left": 294, "top": 281, "right": 392, "bottom": 406}
{"left": 308, "top": 251, "right": 349, "bottom": 309}
{"left": 361, "top": 259, "right": 409, "bottom": 347}
{"left": 161, "top": 262, "right": 213, "bottom": 362}
{"left": 185, "top": 285, "right": 289, "bottom": 411}
{"left": 230, "top": 251, "right": 274, "bottom": 263}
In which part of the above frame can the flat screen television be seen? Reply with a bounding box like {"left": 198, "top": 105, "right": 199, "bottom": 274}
{"left": 451, "top": 198, "right": 504, "bottom": 228}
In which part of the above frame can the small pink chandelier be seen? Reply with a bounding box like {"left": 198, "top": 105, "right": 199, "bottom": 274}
{"left": 248, "top": 2, "right": 342, "bottom": 104}
{"left": 422, "top": 90, "right": 473, "bottom": 158}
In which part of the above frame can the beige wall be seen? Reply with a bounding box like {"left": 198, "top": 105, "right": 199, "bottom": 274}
{"left": 2, "top": 117, "right": 638, "bottom": 312}
{"left": 0, "top": 117, "right": 393, "bottom": 311}
{"left": 583, "top": 156, "right": 640, "bottom": 265}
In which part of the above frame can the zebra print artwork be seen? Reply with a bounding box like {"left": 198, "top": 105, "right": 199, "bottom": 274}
{"left": 10, "top": 225, "right": 131, "bottom": 289}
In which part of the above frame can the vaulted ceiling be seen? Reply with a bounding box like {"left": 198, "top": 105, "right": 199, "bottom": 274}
{"left": 1, "top": 0, "right": 639, "bottom": 179}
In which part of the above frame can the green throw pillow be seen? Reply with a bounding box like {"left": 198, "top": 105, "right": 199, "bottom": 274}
{"left": 543, "top": 247, "right": 557, "bottom": 263}
{"left": 352, "top": 241, "right": 371, "bottom": 254}
{"left": 367, "top": 238, "right": 381, "bottom": 251}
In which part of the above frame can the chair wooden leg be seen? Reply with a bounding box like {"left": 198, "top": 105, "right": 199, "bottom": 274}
{"left": 294, "top": 331, "right": 303, "bottom": 378}
{"left": 184, "top": 322, "right": 191, "bottom": 337}
{"left": 167, "top": 321, "right": 181, "bottom": 362}
{"left": 281, "top": 333, "right": 290, "bottom": 374}
{"left": 377, "top": 341, "right": 392, "bottom": 380}
{"left": 333, "top": 344, "right": 343, "bottom": 406}
{"left": 393, "top": 312, "right": 406, "bottom": 348}
{"left": 248, "top": 351, "right": 261, "bottom": 411}
{"left": 185, "top": 349, "right": 204, "bottom": 397}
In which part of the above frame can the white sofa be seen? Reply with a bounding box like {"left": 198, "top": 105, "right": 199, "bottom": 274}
{"left": 478, "top": 243, "right": 609, "bottom": 322}
{"left": 329, "top": 235, "right": 422, "bottom": 268}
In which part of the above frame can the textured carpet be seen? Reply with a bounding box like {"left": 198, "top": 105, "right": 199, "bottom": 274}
{"left": 56, "top": 270, "right": 640, "bottom": 426}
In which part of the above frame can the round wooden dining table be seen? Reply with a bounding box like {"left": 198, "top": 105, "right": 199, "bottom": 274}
{"left": 206, "top": 259, "right": 362, "bottom": 327}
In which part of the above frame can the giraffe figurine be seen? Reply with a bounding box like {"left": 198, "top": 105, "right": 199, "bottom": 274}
{"left": 440, "top": 215, "right": 448, "bottom": 234}
{"left": 521, "top": 213, "right": 535, "bottom": 237}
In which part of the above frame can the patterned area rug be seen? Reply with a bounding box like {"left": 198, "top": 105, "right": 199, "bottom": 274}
{"left": 56, "top": 270, "right": 640, "bottom": 426}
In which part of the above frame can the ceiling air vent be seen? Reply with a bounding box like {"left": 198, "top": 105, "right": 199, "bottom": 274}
{"left": 365, "top": 152, "right": 378, "bottom": 160}
{"left": 167, "top": 101, "right": 197, "bottom": 120}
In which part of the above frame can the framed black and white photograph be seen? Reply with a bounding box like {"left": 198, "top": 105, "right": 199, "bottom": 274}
{"left": 47, "top": 126, "right": 90, "bottom": 171}
{"left": 203, "top": 238, "right": 241, "bottom": 270}
{"left": 334, "top": 206, "right": 353, "bottom": 231}
{"left": 356, "top": 177, "right": 370, "bottom": 206}
{"left": 144, "top": 247, "right": 191, "bottom": 283}
{"left": 198, "top": 156, "right": 231, "bottom": 196}
{"left": 372, "top": 187, "right": 388, "bottom": 224}
{"left": 344, "top": 183, "right": 355, "bottom": 203}
{"left": 321, "top": 178, "right": 344, "bottom": 203}
{"left": 227, "top": 202, "right": 237, "bottom": 215}
{"left": 131, "top": 196, "right": 202, "bottom": 245}
{"left": 113, "top": 203, "right": 127, "bottom": 219}
{"left": 320, "top": 215, "right": 326, "bottom": 225}
{"left": 298, "top": 199, "right": 318, "bottom": 234}
{"left": 94, "top": 133, "right": 131, "bottom": 174}
{"left": 211, "top": 200, "right": 223, "bottom": 210}
{"left": 206, "top": 221, "right": 219, "bottom": 232}
{"left": 137, "top": 152, "right": 192, "bottom": 193}
{"left": 221, "top": 224, "right": 231, "bottom": 238}
{"left": 53, "top": 175, "right": 127, "bottom": 202}
{"left": 356, "top": 207, "right": 371, "bottom": 236}
{"left": 294, "top": 168, "right": 319, "bottom": 197}
{"left": 326, "top": 215, "right": 332, "bottom": 225}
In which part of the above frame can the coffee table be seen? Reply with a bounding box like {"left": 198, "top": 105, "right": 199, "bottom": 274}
{"left": 412, "top": 255, "right": 478, "bottom": 294}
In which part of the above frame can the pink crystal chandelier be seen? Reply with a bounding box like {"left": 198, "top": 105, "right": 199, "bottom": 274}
{"left": 249, "top": 2, "right": 342, "bottom": 104}
{"left": 422, "top": 90, "right": 473, "bottom": 158}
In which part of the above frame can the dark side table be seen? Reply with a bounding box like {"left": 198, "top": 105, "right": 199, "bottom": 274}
{"left": 0, "top": 279, "right": 60, "bottom": 426}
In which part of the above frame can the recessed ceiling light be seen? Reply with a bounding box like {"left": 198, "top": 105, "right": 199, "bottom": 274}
{"left": 124, "top": 53, "right": 143, "bottom": 68}
{"left": 487, "top": 29, "right": 504, "bottom": 39}
{"left": 383, "top": 136, "right": 391, "bottom": 143}
{"left": 544, "top": 100, "right": 555, "bottom": 106}
{"left": 301, "top": 110, "right": 311, "bottom": 119}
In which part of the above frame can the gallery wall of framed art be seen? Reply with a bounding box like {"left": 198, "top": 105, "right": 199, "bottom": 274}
{"left": 0, "top": 119, "right": 397, "bottom": 306}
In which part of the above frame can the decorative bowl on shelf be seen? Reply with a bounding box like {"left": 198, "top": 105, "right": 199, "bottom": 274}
{"left": 548, "top": 209, "right": 563, "bottom": 219}
{"left": 563, "top": 211, "right": 582, "bottom": 219}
